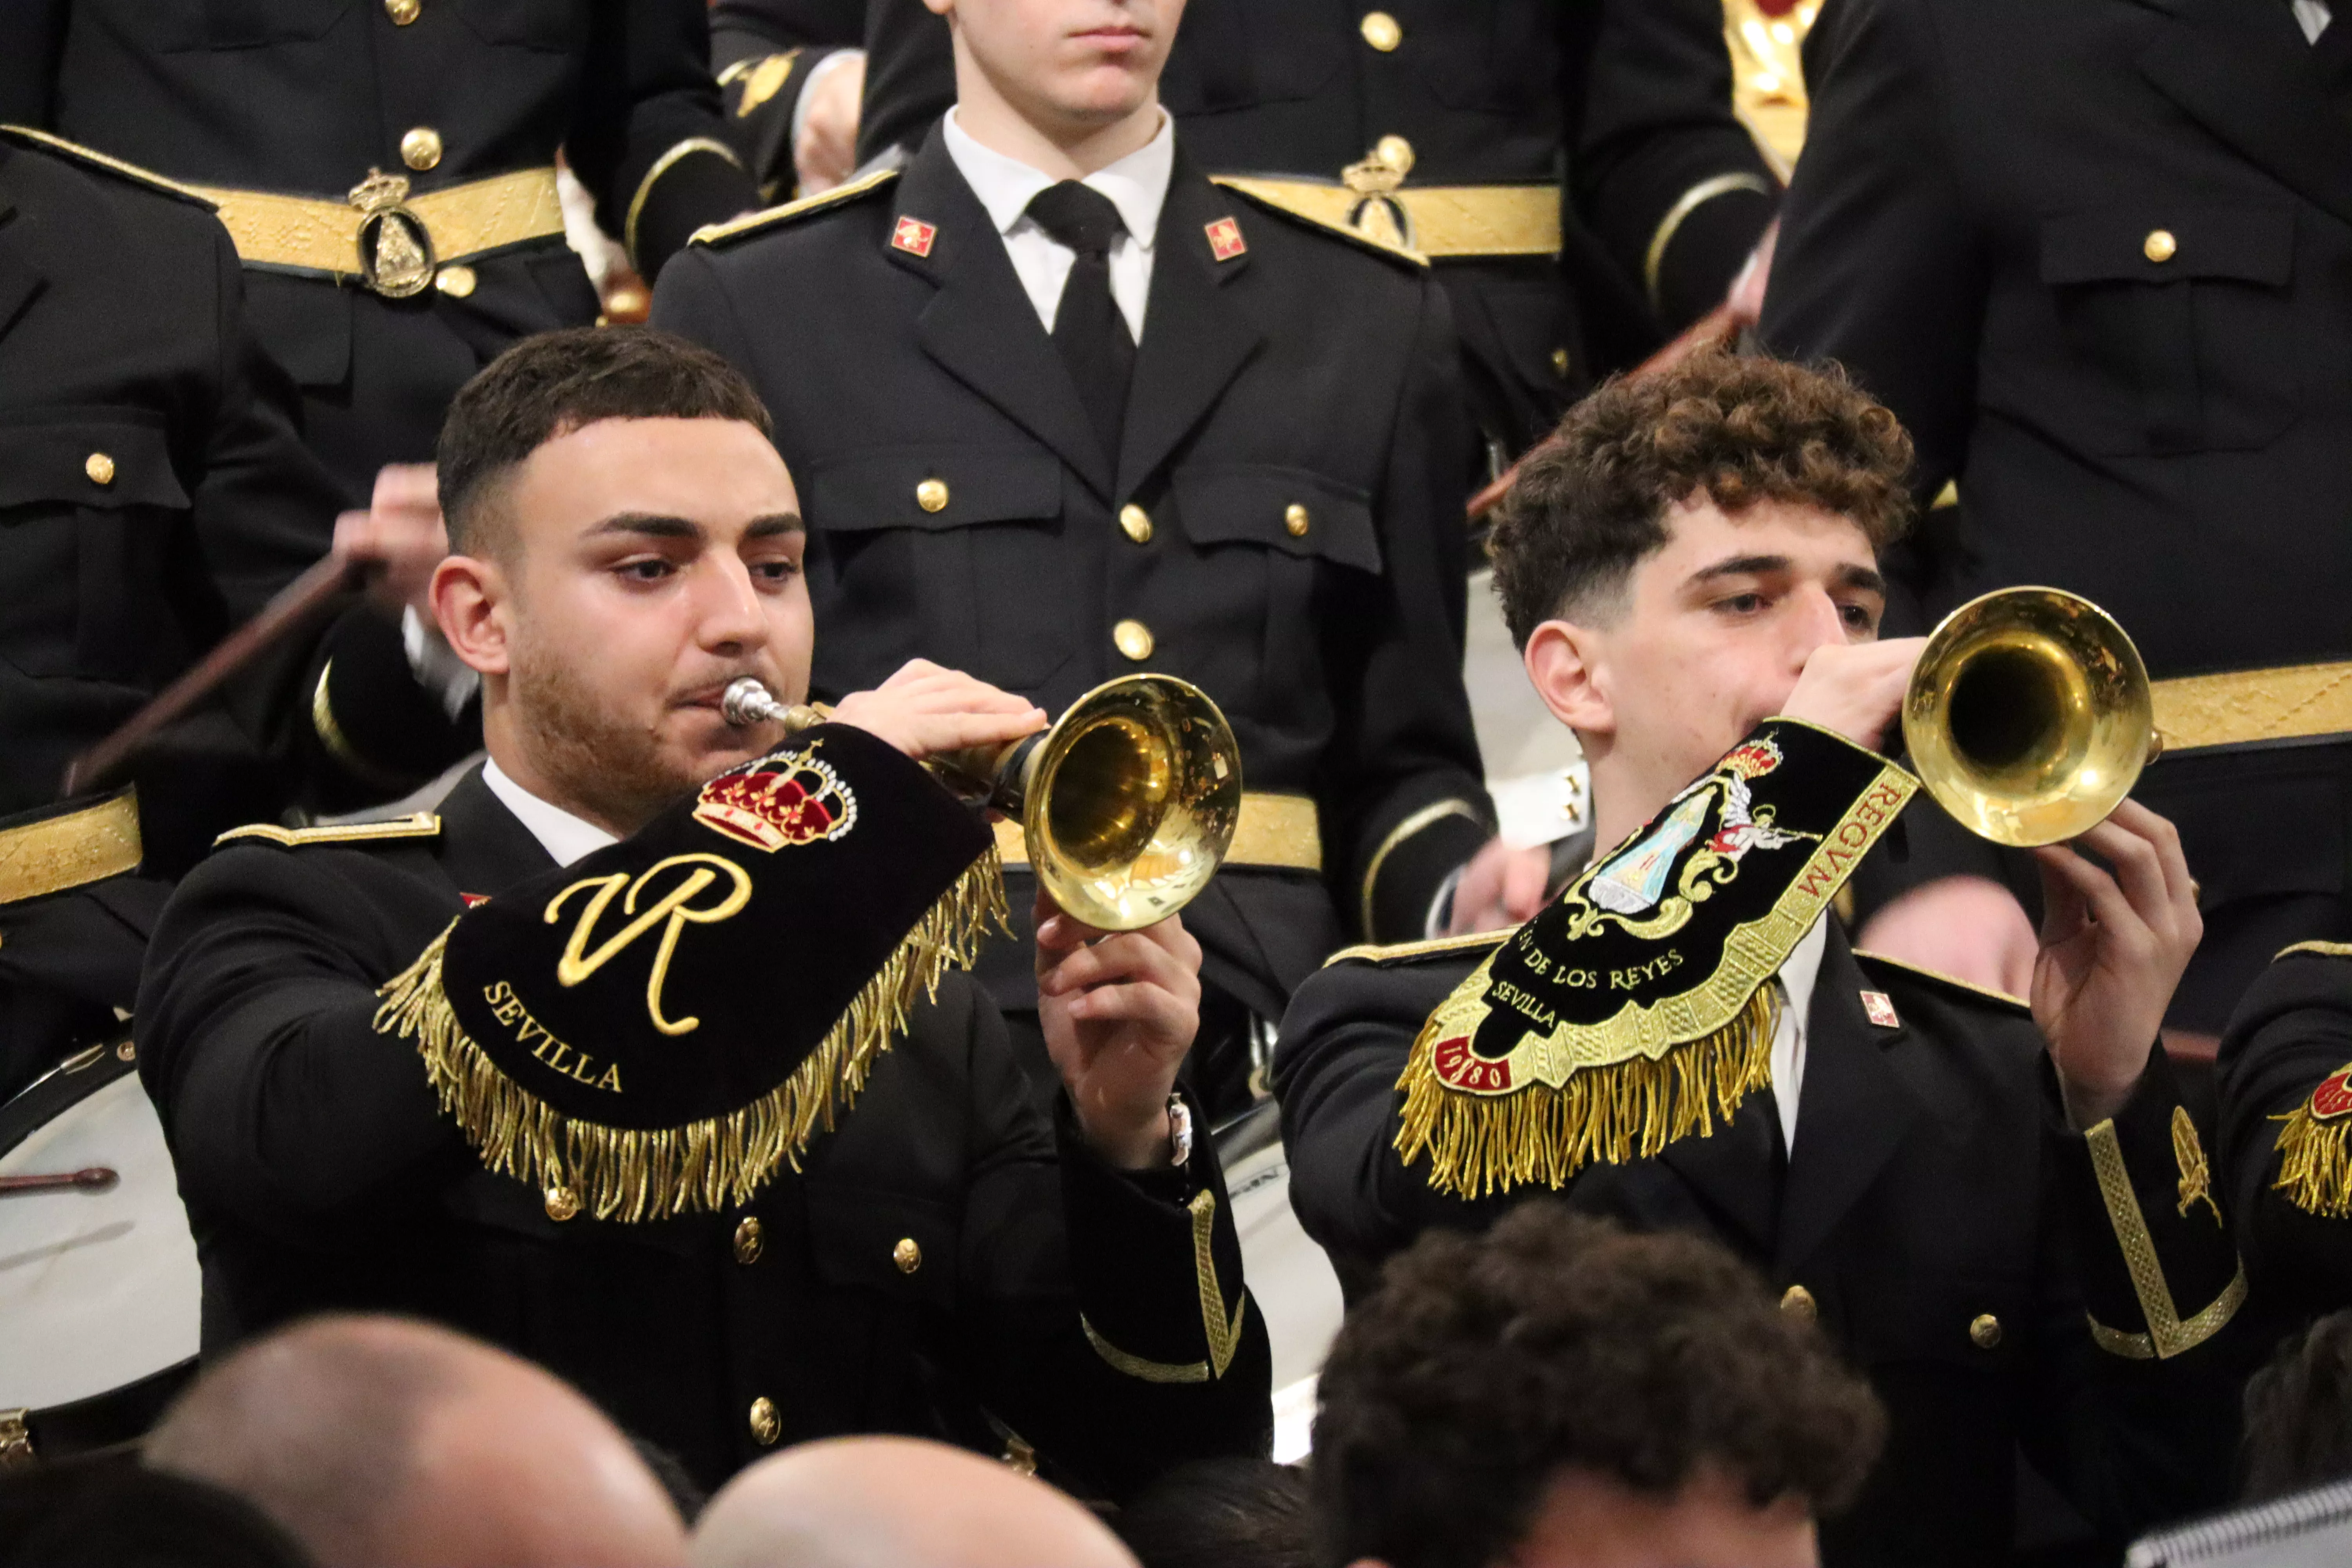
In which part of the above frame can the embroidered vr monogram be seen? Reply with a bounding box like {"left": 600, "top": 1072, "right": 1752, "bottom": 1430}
{"left": 891, "top": 215, "right": 938, "bottom": 256}
{"left": 546, "top": 853, "right": 753, "bottom": 1036}
{"left": 1205, "top": 216, "right": 1246, "bottom": 260}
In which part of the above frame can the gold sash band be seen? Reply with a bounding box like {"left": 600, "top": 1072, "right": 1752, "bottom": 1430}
{"left": 1213, "top": 177, "right": 1562, "bottom": 258}
{"left": 2151, "top": 661, "right": 2352, "bottom": 754}
{"left": 994, "top": 792, "right": 1321, "bottom": 874}
{"left": 0, "top": 790, "right": 142, "bottom": 907}
{"left": 190, "top": 167, "right": 566, "bottom": 284}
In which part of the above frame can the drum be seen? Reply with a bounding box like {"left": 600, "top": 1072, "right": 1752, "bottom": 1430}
{"left": 1218, "top": 1103, "right": 1343, "bottom": 1462}
{"left": 0, "top": 1038, "right": 201, "bottom": 1462}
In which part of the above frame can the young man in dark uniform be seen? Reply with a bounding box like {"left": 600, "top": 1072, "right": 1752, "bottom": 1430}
{"left": 653, "top": 0, "right": 1500, "bottom": 1119}
{"left": 1274, "top": 354, "right": 2249, "bottom": 1565}
{"left": 136, "top": 328, "right": 1270, "bottom": 1497}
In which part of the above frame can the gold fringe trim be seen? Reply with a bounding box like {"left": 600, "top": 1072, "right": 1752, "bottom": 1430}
{"left": 374, "top": 848, "right": 1010, "bottom": 1223}
{"left": 2274, "top": 1095, "right": 2352, "bottom": 1220}
{"left": 1394, "top": 985, "right": 1780, "bottom": 1200}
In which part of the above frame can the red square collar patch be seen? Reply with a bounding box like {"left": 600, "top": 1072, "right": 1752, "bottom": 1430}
{"left": 891, "top": 216, "right": 938, "bottom": 257}
{"left": 1859, "top": 990, "right": 1901, "bottom": 1029}
{"left": 1205, "top": 216, "right": 1247, "bottom": 261}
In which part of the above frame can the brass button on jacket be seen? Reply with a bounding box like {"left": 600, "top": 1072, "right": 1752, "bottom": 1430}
{"left": 1112, "top": 619, "right": 1155, "bottom": 662}
{"left": 84, "top": 452, "right": 115, "bottom": 486}
{"left": 401, "top": 127, "right": 443, "bottom": 171}
{"left": 1360, "top": 11, "right": 1403, "bottom": 50}
{"left": 893, "top": 1237, "right": 923, "bottom": 1274}
{"left": 915, "top": 478, "right": 949, "bottom": 513}
{"left": 2143, "top": 228, "right": 2177, "bottom": 263}
{"left": 1779, "top": 1283, "right": 1817, "bottom": 1321}
{"left": 385, "top": 0, "right": 420, "bottom": 22}
{"left": 1118, "top": 503, "right": 1153, "bottom": 544}
{"left": 748, "top": 1396, "right": 781, "bottom": 1446}
{"left": 1376, "top": 135, "right": 1416, "bottom": 175}
{"left": 733, "top": 1216, "right": 764, "bottom": 1265}
{"left": 1969, "top": 1313, "right": 2002, "bottom": 1349}
{"left": 543, "top": 1185, "right": 581, "bottom": 1223}
{"left": 1284, "top": 503, "right": 1311, "bottom": 537}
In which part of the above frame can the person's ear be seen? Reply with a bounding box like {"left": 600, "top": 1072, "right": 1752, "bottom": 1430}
{"left": 1524, "top": 619, "right": 1613, "bottom": 737}
{"left": 431, "top": 554, "right": 513, "bottom": 677}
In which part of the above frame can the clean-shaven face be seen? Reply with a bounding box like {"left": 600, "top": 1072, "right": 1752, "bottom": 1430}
{"left": 944, "top": 0, "right": 1183, "bottom": 130}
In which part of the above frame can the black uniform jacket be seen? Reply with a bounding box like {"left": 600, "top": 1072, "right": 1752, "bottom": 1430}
{"left": 652, "top": 134, "right": 1492, "bottom": 1022}
{"left": 1760, "top": 0, "right": 2352, "bottom": 1018}
{"left": 2216, "top": 942, "right": 2352, "bottom": 1330}
{"left": 708, "top": 0, "right": 1779, "bottom": 452}
{"left": 1276, "top": 921, "right": 2254, "bottom": 1565}
{"left": 0, "top": 0, "right": 757, "bottom": 501}
{"left": 134, "top": 767, "right": 1274, "bottom": 1496}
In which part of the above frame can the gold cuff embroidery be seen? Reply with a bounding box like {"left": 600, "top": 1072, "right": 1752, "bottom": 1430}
{"left": 1078, "top": 1190, "right": 1248, "bottom": 1384}
{"left": 0, "top": 789, "right": 142, "bottom": 906}
{"left": 2172, "top": 1105, "right": 2222, "bottom": 1224}
{"left": 2085, "top": 1118, "right": 2246, "bottom": 1358}
{"left": 1643, "top": 172, "right": 1773, "bottom": 314}
{"left": 721, "top": 49, "right": 802, "bottom": 118}
{"left": 1360, "top": 798, "right": 1483, "bottom": 937}
{"left": 625, "top": 137, "right": 744, "bottom": 271}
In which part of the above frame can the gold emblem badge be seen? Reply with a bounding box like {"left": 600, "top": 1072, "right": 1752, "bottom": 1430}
{"left": 347, "top": 169, "right": 436, "bottom": 298}
{"left": 693, "top": 745, "right": 858, "bottom": 853}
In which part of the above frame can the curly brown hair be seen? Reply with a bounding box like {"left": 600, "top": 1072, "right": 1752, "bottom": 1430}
{"left": 1307, "top": 1206, "right": 1886, "bottom": 1568}
{"left": 1487, "top": 352, "right": 1915, "bottom": 646}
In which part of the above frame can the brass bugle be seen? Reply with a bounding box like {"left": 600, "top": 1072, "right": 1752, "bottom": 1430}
{"left": 720, "top": 674, "right": 1243, "bottom": 931}
{"left": 1900, "top": 586, "right": 2156, "bottom": 848}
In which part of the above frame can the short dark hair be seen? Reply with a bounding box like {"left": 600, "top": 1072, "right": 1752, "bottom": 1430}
{"left": 1308, "top": 1206, "right": 1886, "bottom": 1568}
{"left": 1487, "top": 351, "right": 1915, "bottom": 645}
{"left": 2243, "top": 1310, "right": 2352, "bottom": 1501}
{"left": 1114, "top": 1459, "right": 1313, "bottom": 1568}
{"left": 436, "top": 326, "right": 773, "bottom": 557}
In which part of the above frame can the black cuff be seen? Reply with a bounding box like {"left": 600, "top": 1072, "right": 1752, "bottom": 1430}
{"left": 631, "top": 147, "right": 760, "bottom": 281}
{"left": 305, "top": 609, "right": 478, "bottom": 805}
{"left": 1652, "top": 185, "right": 1775, "bottom": 329}
{"left": 1361, "top": 802, "right": 1490, "bottom": 944}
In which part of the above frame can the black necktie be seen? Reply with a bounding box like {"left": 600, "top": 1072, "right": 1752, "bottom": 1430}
{"left": 1025, "top": 180, "right": 1137, "bottom": 465}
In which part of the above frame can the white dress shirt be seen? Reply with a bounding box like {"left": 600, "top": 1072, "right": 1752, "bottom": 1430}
{"left": 940, "top": 107, "right": 1174, "bottom": 342}
{"left": 1771, "top": 916, "right": 1830, "bottom": 1152}
{"left": 481, "top": 758, "right": 618, "bottom": 868}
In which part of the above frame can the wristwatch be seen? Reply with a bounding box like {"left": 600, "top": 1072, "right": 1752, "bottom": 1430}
{"left": 1167, "top": 1093, "right": 1193, "bottom": 1167}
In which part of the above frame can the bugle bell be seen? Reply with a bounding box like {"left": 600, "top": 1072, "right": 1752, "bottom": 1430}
{"left": 1901, "top": 586, "right": 2155, "bottom": 848}
{"left": 721, "top": 673, "right": 1243, "bottom": 931}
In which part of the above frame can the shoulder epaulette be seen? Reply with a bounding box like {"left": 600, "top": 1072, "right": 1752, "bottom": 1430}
{"left": 215, "top": 813, "right": 441, "bottom": 850}
{"left": 1210, "top": 176, "right": 1429, "bottom": 269}
{"left": 690, "top": 168, "right": 900, "bottom": 249}
{"left": 2278, "top": 941, "right": 2352, "bottom": 963}
{"left": 1324, "top": 928, "right": 1513, "bottom": 969}
{"left": 1852, "top": 949, "right": 2032, "bottom": 1016}
{"left": 0, "top": 126, "right": 215, "bottom": 210}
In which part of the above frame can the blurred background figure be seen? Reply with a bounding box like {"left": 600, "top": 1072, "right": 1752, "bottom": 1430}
{"left": 1112, "top": 1458, "right": 1312, "bottom": 1568}
{"left": 141, "top": 1315, "right": 688, "bottom": 1568}
{"left": 690, "top": 1436, "right": 1138, "bottom": 1568}
{"left": 2242, "top": 1308, "right": 2352, "bottom": 1504}
{"left": 1308, "top": 1206, "right": 1884, "bottom": 1568}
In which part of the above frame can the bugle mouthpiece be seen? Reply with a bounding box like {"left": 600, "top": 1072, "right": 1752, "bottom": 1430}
{"left": 721, "top": 677, "right": 804, "bottom": 729}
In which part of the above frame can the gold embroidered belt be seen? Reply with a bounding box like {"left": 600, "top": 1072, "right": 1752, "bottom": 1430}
{"left": 994, "top": 792, "right": 1321, "bottom": 874}
{"left": 0, "top": 791, "right": 142, "bottom": 908}
{"left": 1214, "top": 176, "right": 1561, "bottom": 258}
{"left": 2151, "top": 661, "right": 2352, "bottom": 754}
{"left": 187, "top": 167, "right": 566, "bottom": 297}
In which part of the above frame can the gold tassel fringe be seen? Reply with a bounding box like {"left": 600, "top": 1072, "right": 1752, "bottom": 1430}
{"left": 2273, "top": 1100, "right": 2352, "bottom": 1219}
{"left": 1394, "top": 986, "right": 1780, "bottom": 1200}
{"left": 374, "top": 847, "right": 1010, "bottom": 1223}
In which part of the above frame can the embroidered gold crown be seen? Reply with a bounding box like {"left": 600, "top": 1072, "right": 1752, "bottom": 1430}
{"left": 692, "top": 748, "right": 857, "bottom": 853}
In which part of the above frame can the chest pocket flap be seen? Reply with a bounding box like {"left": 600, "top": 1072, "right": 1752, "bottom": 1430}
{"left": 2040, "top": 206, "right": 2294, "bottom": 286}
{"left": 1172, "top": 464, "right": 1382, "bottom": 573}
{"left": 0, "top": 417, "right": 188, "bottom": 514}
{"left": 804, "top": 1179, "right": 959, "bottom": 1308}
{"left": 806, "top": 446, "right": 1064, "bottom": 534}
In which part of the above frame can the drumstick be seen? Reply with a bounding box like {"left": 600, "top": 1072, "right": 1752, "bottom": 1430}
{"left": 0, "top": 1167, "right": 117, "bottom": 1195}
{"left": 60, "top": 552, "right": 359, "bottom": 799}
{"left": 1466, "top": 299, "right": 1748, "bottom": 525}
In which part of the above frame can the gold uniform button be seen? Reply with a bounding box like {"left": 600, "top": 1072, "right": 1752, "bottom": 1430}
{"left": 84, "top": 452, "right": 116, "bottom": 486}
{"left": 892, "top": 1237, "right": 922, "bottom": 1274}
{"left": 748, "top": 1396, "right": 781, "bottom": 1446}
{"left": 915, "top": 478, "right": 949, "bottom": 513}
{"left": 1376, "top": 134, "right": 1416, "bottom": 176}
{"left": 1112, "top": 619, "right": 1155, "bottom": 662}
{"left": 1284, "top": 503, "right": 1310, "bottom": 537}
{"left": 1779, "top": 1283, "right": 1817, "bottom": 1321}
{"left": 115, "top": 1041, "right": 136, "bottom": 1063}
{"left": 1551, "top": 347, "right": 1571, "bottom": 378}
{"left": 385, "top": 0, "right": 419, "bottom": 22}
{"left": 400, "top": 127, "right": 443, "bottom": 171}
{"left": 1118, "top": 503, "right": 1153, "bottom": 544}
{"left": 543, "top": 1185, "right": 581, "bottom": 1223}
{"left": 733, "top": 1216, "right": 764, "bottom": 1266}
{"left": 2143, "top": 228, "right": 2177, "bottom": 264}
{"left": 434, "top": 264, "right": 476, "bottom": 298}
{"left": 1969, "top": 1312, "right": 2002, "bottom": 1350}
{"left": 1360, "top": 10, "right": 1403, "bottom": 50}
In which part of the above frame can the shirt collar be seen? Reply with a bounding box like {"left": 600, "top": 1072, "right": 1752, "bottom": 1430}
{"left": 941, "top": 105, "right": 1173, "bottom": 249}
{"left": 481, "top": 758, "right": 620, "bottom": 869}
{"left": 1779, "top": 915, "right": 1830, "bottom": 1031}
